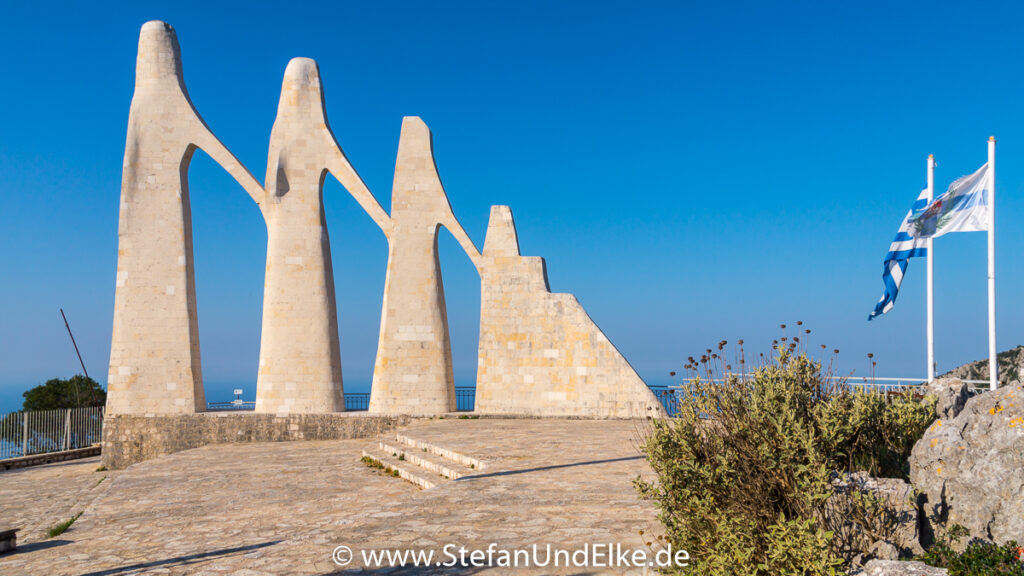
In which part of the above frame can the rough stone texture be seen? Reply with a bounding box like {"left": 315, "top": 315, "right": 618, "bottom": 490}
{"left": 861, "top": 560, "right": 948, "bottom": 575}
{"left": 475, "top": 206, "right": 666, "bottom": 418}
{"left": 830, "top": 472, "right": 924, "bottom": 558}
{"left": 924, "top": 377, "right": 970, "bottom": 420}
{"left": 100, "top": 412, "right": 409, "bottom": 469}
{"left": 107, "top": 21, "right": 264, "bottom": 415}
{"left": 369, "top": 117, "right": 481, "bottom": 415}
{"left": 2, "top": 419, "right": 662, "bottom": 575}
{"left": 910, "top": 382, "right": 1024, "bottom": 545}
{"left": 255, "top": 58, "right": 391, "bottom": 414}
{"left": 867, "top": 540, "right": 901, "bottom": 561}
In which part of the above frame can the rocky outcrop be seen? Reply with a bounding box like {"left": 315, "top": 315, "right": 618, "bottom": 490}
{"left": 860, "top": 560, "right": 947, "bottom": 575}
{"left": 941, "top": 345, "right": 1024, "bottom": 389}
{"left": 910, "top": 383, "right": 1024, "bottom": 545}
{"left": 923, "top": 378, "right": 970, "bottom": 420}
{"left": 830, "top": 472, "right": 924, "bottom": 562}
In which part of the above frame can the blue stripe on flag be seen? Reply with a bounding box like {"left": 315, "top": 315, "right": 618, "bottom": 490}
{"left": 869, "top": 187, "right": 929, "bottom": 320}
{"left": 869, "top": 258, "right": 913, "bottom": 320}
{"left": 884, "top": 247, "right": 928, "bottom": 261}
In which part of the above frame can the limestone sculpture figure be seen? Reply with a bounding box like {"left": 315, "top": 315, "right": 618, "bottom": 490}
{"left": 255, "top": 58, "right": 390, "bottom": 414}
{"left": 107, "top": 20, "right": 666, "bottom": 419}
{"left": 107, "top": 21, "right": 264, "bottom": 414}
{"left": 369, "top": 118, "right": 481, "bottom": 414}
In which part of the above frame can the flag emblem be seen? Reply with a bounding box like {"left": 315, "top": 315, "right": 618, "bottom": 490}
{"left": 908, "top": 163, "right": 990, "bottom": 239}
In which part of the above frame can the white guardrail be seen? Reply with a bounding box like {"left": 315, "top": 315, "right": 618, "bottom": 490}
{"left": 844, "top": 376, "right": 990, "bottom": 392}
{"left": 0, "top": 406, "right": 104, "bottom": 461}
{"left": 667, "top": 376, "right": 991, "bottom": 393}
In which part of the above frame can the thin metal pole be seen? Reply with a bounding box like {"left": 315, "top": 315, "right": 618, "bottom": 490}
{"left": 988, "top": 137, "right": 998, "bottom": 390}
{"left": 60, "top": 308, "right": 89, "bottom": 379}
{"left": 927, "top": 154, "right": 936, "bottom": 382}
{"left": 22, "top": 412, "right": 28, "bottom": 456}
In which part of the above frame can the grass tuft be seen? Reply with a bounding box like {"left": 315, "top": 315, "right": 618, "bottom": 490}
{"left": 47, "top": 512, "right": 82, "bottom": 538}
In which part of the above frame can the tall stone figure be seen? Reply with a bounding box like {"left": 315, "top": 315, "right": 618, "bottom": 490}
{"left": 254, "top": 58, "right": 391, "bottom": 413}
{"left": 369, "top": 118, "right": 481, "bottom": 414}
{"left": 107, "top": 21, "right": 264, "bottom": 414}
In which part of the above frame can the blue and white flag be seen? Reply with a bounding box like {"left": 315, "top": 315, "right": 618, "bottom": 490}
{"left": 908, "top": 163, "right": 990, "bottom": 239}
{"left": 869, "top": 188, "right": 931, "bottom": 320}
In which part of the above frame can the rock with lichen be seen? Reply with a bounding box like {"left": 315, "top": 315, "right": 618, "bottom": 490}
{"left": 922, "top": 377, "right": 970, "bottom": 420}
{"left": 909, "top": 383, "right": 1024, "bottom": 545}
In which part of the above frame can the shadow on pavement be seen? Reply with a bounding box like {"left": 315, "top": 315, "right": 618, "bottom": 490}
{"left": 76, "top": 540, "right": 281, "bottom": 576}
{"left": 457, "top": 456, "right": 643, "bottom": 481}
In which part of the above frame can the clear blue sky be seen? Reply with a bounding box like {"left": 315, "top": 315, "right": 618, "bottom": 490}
{"left": 2, "top": 1, "right": 1022, "bottom": 412}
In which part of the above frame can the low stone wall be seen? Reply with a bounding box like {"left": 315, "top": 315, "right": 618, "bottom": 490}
{"left": 102, "top": 412, "right": 411, "bottom": 470}
{"left": 1, "top": 446, "right": 102, "bottom": 471}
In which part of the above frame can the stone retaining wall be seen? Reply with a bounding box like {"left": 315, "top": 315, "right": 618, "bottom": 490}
{"left": 101, "top": 413, "right": 411, "bottom": 469}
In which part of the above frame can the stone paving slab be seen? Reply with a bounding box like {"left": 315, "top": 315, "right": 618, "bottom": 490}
{"left": 0, "top": 456, "right": 116, "bottom": 545}
{"left": 0, "top": 419, "right": 664, "bottom": 575}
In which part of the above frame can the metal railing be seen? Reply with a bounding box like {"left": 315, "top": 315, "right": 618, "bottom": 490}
{"left": 455, "top": 388, "right": 475, "bottom": 412}
{"left": 205, "top": 376, "right": 987, "bottom": 420}
{"left": 655, "top": 375, "right": 993, "bottom": 418}
{"left": 668, "top": 374, "right": 990, "bottom": 391}
{"left": 648, "top": 387, "right": 682, "bottom": 417}
{"left": 841, "top": 376, "right": 990, "bottom": 394}
{"left": 0, "top": 406, "right": 104, "bottom": 460}
{"left": 207, "top": 400, "right": 256, "bottom": 411}
{"left": 208, "top": 387, "right": 479, "bottom": 413}
{"left": 345, "top": 394, "right": 369, "bottom": 411}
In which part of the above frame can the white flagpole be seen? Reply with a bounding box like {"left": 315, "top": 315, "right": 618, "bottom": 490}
{"left": 988, "top": 136, "right": 998, "bottom": 390}
{"left": 927, "top": 154, "right": 935, "bottom": 381}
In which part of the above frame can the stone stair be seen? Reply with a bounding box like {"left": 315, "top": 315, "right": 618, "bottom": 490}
{"left": 360, "top": 434, "right": 485, "bottom": 490}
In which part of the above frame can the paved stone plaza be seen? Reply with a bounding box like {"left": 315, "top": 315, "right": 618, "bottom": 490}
{"left": 0, "top": 419, "right": 663, "bottom": 575}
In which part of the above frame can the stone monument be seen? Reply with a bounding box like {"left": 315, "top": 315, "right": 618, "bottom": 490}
{"left": 106, "top": 21, "right": 666, "bottom": 421}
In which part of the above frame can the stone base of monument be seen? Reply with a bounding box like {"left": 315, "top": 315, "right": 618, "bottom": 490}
{"left": 101, "top": 413, "right": 412, "bottom": 470}
{"left": 101, "top": 410, "right": 660, "bottom": 469}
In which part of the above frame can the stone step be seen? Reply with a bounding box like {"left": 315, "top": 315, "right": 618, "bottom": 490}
{"left": 394, "top": 434, "right": 487, "bottom": 470}
{"left": 360, "top": 448, "right": 438, "bottom": 490}
{"left": 378, "top": 441, "right": 474, "bottom": 480}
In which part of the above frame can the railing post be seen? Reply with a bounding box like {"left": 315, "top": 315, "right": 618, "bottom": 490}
{"left": 64, "top": 408, "right": 72, "bottom": 451}
{"left": 22, "top": 412, "right": 28, "bottom": 456}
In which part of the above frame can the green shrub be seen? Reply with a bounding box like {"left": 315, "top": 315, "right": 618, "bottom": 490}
{"left": 818, "top": 386, "right": 935, "bottom": 479}
{"left": 636, "top": 344, "right": 936, "bottom": 574}
{"left": 918, "top": 525, "right": 1024, "bottom": 575}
